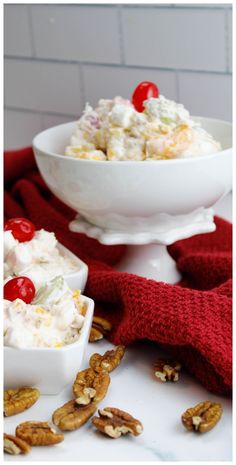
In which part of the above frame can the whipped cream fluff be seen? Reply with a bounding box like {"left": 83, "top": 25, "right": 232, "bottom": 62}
{"left": 4, "top": 276, "right": 85, "bottom": 349}
{"left": 65, "top": 95, "right": 221, "bottom": 161}
{"left": 4, "top": 229, "right": 78, "bottom": 290}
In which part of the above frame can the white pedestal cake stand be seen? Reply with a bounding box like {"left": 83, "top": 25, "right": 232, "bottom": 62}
{"left": 33, "top": 116, "right": 232, "bottom": 285}
{"left": 69, "top": 207, "right": 215, "bottom": 284}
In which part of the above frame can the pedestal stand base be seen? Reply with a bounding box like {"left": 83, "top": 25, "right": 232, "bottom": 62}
{"left": 69, "top": 208, "right": 216, "bottom": 283}
{"left": 116, "top": 244, "right": 181, "bottom": 284}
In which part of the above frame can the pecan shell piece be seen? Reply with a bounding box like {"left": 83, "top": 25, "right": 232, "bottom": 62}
{"left": 15, "top": 421, "right": 64, "bottom": 446}
{"left": 4, "top": 387, "right": 40, "bottom": 417}
{"left": 154, "top": 360, "right": 181, "bottom": 382}
{"left": 4, "top": 433, "right": 31, "bottom": 455}
{"left": 52, "top": 400, "right": 97, "bottom": 431}
{"left": 181, "top": 401, "right": 222, "bottom": 433}
{"left": 89, "top": 345, "right": 125, "bottom": 373}
{"left": 89, "top": 316, "right": 112, "bottom": 342}
{"left": 73, "top": 368, "right": 110, "bottom": 405}
{"left": 92, "top": 407, "right": 143, "bottom": 438}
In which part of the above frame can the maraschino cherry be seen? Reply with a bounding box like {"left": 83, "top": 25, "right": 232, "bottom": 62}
{"left": 4, "top": 218, "right": 36, "bottom": 242}
{"left": 4, "top": 277, "right": 36, "bottom": 304}
{"left": 132, "top": 81, "right": 159, "bottom": 112}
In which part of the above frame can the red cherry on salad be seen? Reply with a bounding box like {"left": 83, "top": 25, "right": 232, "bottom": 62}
{"left": 4, "top": 277, "right": 36, "bottom": 304}
{"left": 4, "top": 218, "right": 36, "bottom": 242}
{"left": 132, "top": 81, "right": 159, "bottom": 112}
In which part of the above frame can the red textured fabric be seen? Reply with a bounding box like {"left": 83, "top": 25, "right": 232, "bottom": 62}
{"left": 4, "top": 148, "right": 232, "bottom": 396}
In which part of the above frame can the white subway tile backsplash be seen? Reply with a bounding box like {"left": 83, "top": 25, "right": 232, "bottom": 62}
{"left": 31, "top": 5, "right": 121, "bottom": 64}
{"left": 4, "top": 59, "right": 82, "bottom": 115}
{"left": 41, "top": 114, "right": 77, "bottom": 131}
{"left": 4, "top": 5, "right": 32, "bottom": 57}
{"left": 172, "top": 4, "right": 229, "bottom": 8}
{"left": 4, "top": 110, "right": 42, "bottom": 150}
{"left": 4, "top": 4, "right": 232, "bottom": 149}
{"left": 227, "top": 9, "right": 232, "bottom": 72}
{"left": 178, "top": 72, "right": 232, "bottom": 121}
{"left": 83, "top": 65, "right": 177, "bottom": 106}
{"left": 122, "top": 7, "right": 226, "bottom": 72}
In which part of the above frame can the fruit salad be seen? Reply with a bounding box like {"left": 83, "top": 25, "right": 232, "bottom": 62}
{"left": 4, "top": 218, "right": 79, "bottom": 290}
{"left": 65, "top": 81, "right": 221, "bottom": 161}
{"left": 4, "top": 276, "right": 85, "bottom": 349}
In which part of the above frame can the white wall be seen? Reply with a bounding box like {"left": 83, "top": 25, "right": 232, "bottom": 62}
{"left": 4, "top": 3, "right": 232, "bottom": 149}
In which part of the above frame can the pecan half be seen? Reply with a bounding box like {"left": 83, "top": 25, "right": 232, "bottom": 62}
{"left": 52, "top": 400, "right": 97, "bottom": 431}
{"left": 90, "top": 345, "right": 125, "bottom": 373}
{"left": 181, "top": 401, "right": 222, "bottom": 433}
{"left": 4, "top": 433, "right": 31, "bottom": 455}
{"left": 73, "top": 368, "right": 110, "bottom": 405}
{"left": 92, "top": 407, "right": 143, "bottom": 438}
{"left": 4, "top": 387, "right": 40, "bottom": 417}
{"left": 89, "top": 316, "right": 112, "bottom": 342}
{"left": 16, "top": 421, "right": 64, "bottom": 446}
{"left": 89, "top": 327, "right": 104, "bottom": 342}
{"left": 154, "top": 360, "right": 181, "bottom": 382}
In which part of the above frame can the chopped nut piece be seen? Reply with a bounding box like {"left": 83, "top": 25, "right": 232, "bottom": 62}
{"left": 52, "top": 400, "right": 97, "bottom": 431}
{"left": 16, "top": 421, "right": 64, "bottom": 446}
{"left": 80, "top": 301, "right": 87, "bottom": 317}
{"left": 181, "top": 401, "right": 222, "bottom": 433}
{"left": 73, "top": 368, "right": 110, "bottom": 405}
{"left": 90, "top": 345, "right": 125, "bottom": 373}
{"left": 4, "top": 433, "right": 31, "bottom": 455}
{"left": 92, "top": 407, "right": 143, "bottom": 438}
{"left": 154, "top": 360, "right": 181, "bottom": 382}
{"left": 89, "top": 327, "right": 104, "bottom": 342}
{"left": 89, "top": 316, "right": 112, "bottom": 342}
{"left": 4, "top": 387, "right": 40, "bottom": 417}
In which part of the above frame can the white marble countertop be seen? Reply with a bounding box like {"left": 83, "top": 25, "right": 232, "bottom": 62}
{"left": 4, "top": 193, "right": 232, "bottom": 462}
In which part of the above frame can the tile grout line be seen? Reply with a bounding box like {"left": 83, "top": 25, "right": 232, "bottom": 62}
{"left": 117, "top": 5, "right": 125, "bottom": 65}
{"left": 78, "top": 64, "right": 86, "bottom": 108}
{"left": 4, "top": 105, "right": 78, "bottom": 119}
{"left": 224, "top": 7, "right": 230, "bottom": 73}
{"left": 27, "top": 3, "right": 230, "bottom": 10}
{"left": 3, "top": 55, "right": 233, "bottom": 76}
{"left": 27, "top": 4, "right": 36, "bottom": 58}
{"left": 175, "top": 71, "right": 180, "bottom": 103}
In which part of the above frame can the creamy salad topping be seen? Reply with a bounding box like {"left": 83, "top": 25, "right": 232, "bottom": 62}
{"left": 65, "top": 94, "right": 221, "bottom": 161}
{"left": 4, "top": 277, "right": 85, "bottom": 349}
{"left": 4, "top": 229, "right": 78, "bottom": 290}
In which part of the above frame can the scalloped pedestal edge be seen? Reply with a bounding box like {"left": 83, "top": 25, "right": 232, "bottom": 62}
{"left": 69, "top": 207, "right": 216, "bottom": 246}
{"left": 69, "top": 208, "right": 216, "bottom": 283}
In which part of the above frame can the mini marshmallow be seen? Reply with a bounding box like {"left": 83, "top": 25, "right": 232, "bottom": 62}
{"left": 6, "top": 243, "right": 33, "bottom": 275}
{"left": 4, "top": 231, "right": 18, "bottom": 260}
{"left": 110, "top": 104, "right": 134, "bottom": 129}
{"left": 30, "top": 230, "right": 58, "bottom": 259}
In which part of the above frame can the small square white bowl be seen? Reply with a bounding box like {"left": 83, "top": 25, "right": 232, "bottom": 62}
{"left": 57, "top": 242, "right": 88, "bottom": 292}
{"left": 4, "top": 296, "right": 94, "bottom": 395}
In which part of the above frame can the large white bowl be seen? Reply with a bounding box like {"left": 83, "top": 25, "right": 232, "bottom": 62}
{"left": 4, "top": 296, "right": 94, "bottom": 395}
{"left": 33, "top": 117, "right": 232, "bottom": 236}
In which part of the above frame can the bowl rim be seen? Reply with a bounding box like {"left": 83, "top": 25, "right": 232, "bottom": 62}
{"left": 4, "top": 235, "right": 88, "bottom": 281}
{"left": 33, "top": 115, "right": 232, "bottom": 166}
{"left": 57, "top": 242, "right": 88, "bottom": 279}
{"left": 4, "top": 295, "right": 94, "bottom": 353}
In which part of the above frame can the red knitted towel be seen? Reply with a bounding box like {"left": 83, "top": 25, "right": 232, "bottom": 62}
{"left": 4, "top": 148, "right": 232, "bottom": 396}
